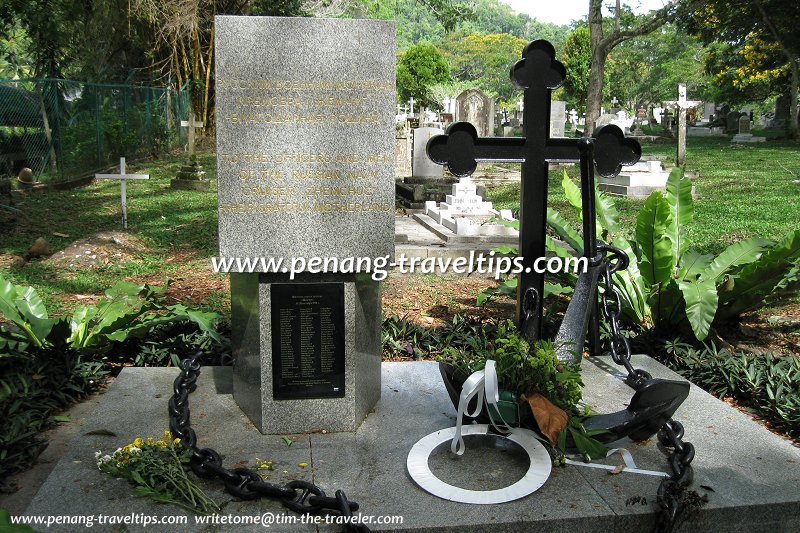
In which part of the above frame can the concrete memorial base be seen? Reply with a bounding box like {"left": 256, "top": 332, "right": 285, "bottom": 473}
{"left": 24, "top": 357, "right": 800, "bottom": 532}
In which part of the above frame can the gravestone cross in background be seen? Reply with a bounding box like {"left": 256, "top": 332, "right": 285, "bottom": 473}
{"left": 181, "top": 114, "right": 204, "bottom": 156}
{"left": 427, "top": 40, "right": 639, "bottom": 344}
{"left": 663, "top": 84, "right": 701, "bottom": 166}
{"left": 95, "top": 157, "right": 149, "bottom": 229}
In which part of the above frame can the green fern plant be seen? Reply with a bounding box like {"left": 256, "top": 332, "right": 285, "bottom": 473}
{"left": 551, "top": 168, "right": 800, "bottom": 340}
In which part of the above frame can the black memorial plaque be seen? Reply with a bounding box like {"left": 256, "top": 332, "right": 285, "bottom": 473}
{"left": 271, "top": 283, "right": 346, "bottom": 400}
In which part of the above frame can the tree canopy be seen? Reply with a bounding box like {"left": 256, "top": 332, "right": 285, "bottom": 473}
{"left": 680, "top": 0, "right": 800, "bottom": 137}
{"left": 439, "top": 32, "right": 527, "bottom": 104}
{"left": 396, "top": 42, "right": 451, "bottom": 109}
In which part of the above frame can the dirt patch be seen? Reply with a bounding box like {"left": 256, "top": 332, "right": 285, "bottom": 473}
{"left": 716, "top": 303, "right": 800, "bottom": 357}
{"left": 383, "top": 274, "right": 798, "bottom": 357}
{"left": 126, "top": 248, "right": 230, "bottom": 311}
{"left": 45, "top": 231, "right": 148, "bottom": 268}
{"left": 383, "top": 274, "right": 516, "bottom": 326}
{"left": 0, "top": 254, "right": 26, "bottom": 269}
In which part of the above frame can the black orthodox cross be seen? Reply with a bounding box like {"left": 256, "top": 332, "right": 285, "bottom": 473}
{"left": 427, "top": 40, "right": 640, "bottom": 343}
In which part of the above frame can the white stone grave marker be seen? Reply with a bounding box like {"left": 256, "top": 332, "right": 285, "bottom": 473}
{"left": 95, "top": 157, "right": 149, "bottom": 229}
{"left": 181, "top": 115, "right": 204, "bottom": 156}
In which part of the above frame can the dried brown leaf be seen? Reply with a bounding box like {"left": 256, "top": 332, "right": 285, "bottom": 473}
{"left": 523, "top": 393, "right": 568, "bottom": 446}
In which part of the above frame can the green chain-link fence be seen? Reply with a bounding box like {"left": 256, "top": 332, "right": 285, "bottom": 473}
{"left": 0, "top": 78, "right": 190, "bottom": 184}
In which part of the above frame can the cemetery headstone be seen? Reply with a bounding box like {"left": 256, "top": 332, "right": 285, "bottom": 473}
{"left": 726, "top": 111, "right": 743, "bottom": 133}
{"left": 95, "top": 157, "right": 149, "bottom": 229}
{"left": 739, "top": 115, "right": 751, "bottom": 135}
{"left": 703, "top": 102, "right": 716, "bottom": 123}
{"left": 774, "top": 94, "right": 790, "bottom": 128}
{"left": 395, "top": 132, "right": 412, "bottom": 178}
{"left": 412, "top": 127, "right": 444, "bottom": 180}
{"left": 455, "top": 88, "right": 495, "bottom": 137}
{"left": 550, "top": 100, "right": 566, "bottom": 137}
{"left": 215, "top": 15, "right": 395, "bottom": 433}
{"left": 653, "top": 106, "right": 664, "bottom": 124}
{"left": 731, "top": 113, "right": 766, "bottom": 143}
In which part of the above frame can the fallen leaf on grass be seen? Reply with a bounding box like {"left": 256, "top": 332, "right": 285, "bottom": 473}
{"left": 522, "top": 393, "right": 568, "bottom": 446}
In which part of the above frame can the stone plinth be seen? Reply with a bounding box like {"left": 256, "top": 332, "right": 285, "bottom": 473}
{"left": 215, "top": 16, "right": 395, "bottom": 434}
{"left": 231, "top": 273, "right": 381, "bottom": 434}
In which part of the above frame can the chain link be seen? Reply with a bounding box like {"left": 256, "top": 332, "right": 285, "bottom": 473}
{"left": 168, "top": 353, "right": 369, "bottom": 532}
{"left": 598, "top": 245, "right": 697, "bottom": 533}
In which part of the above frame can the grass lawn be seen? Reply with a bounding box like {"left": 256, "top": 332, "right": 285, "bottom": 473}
{"left": 488, "top": 135, "right": 800, "bottom": 255}
{"left": 1, "top": 151, "right": 227, "bottom": 314}
{"left": 1, "top": 136, "right": 798, "bottom": 315}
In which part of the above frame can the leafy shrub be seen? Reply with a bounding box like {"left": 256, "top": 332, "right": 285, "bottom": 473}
{"left": 0, "top": 275, "right": 224, "bottom": 479}
{"left": 545, "top": 169, "right": 800, "bottom": 340}
{"left": 117, "top": 319, "right": 231, "bottom": 367}
{"left": 0, "top": 346, "right": 106, "bottom": 479}
{"left": 381, "top": 314, "right": 497, "bottom": 360}
{"left": 664, "top": 341, "right": 800, "bottom": 438}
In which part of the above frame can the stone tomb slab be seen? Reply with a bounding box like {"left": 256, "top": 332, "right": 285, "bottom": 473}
{"left": 25, "top": 358, "right": 800, "bottom": 531}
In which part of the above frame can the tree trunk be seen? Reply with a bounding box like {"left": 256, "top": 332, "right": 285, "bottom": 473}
{"left": 584, "top": 0, "right": 683, "bottom": 136}
{"left": 789, "top": 56, "right": 799, "bottom": 140}
{"left": 586, "top": 0, "right": 605, "bottom": 136}
{"left": 752, "top": 0, "right": 799, "bottom": 139}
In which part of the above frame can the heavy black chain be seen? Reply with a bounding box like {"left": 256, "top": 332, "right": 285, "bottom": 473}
{"left": 598, "top": 244, "right": 697, "bottom": 533}
{"left": 168, "top": 353, "right": 370, "bottom": 532}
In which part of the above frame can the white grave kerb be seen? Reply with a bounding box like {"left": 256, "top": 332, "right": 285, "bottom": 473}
{"left": 180, "top": 114, "right": 204, "bottom": 156}
{"left": 95, "top": 157, "right": 149, "bottom": 229}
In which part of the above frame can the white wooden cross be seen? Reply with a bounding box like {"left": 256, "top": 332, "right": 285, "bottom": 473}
{"left": 408, "top": 97, "right": 416, "bottom": 117}
{"left": 663, "top": 84, "right": 702, "bottom": 166}
{"left": 95, "top": 157, "right": 149, "bottom": 229}
{"left": 180, "top": 114, "right": 204, "bottom": 156}
{"left": 611, "top": 96, "right": 619, "bottom": 107}
{"left": 518, "top": 98, "right": 524, "bottom": 112}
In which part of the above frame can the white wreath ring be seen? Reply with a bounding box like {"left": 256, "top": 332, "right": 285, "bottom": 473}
{"left": 406, "top": 424, "right": 552, "bottom": 504}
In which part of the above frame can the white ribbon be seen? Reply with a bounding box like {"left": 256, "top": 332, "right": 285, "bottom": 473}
{"left": 565, "top": 448, "right": 668, "bottom": 478}
{"left": 451, "top": 360, "right": 514, "bottom": 455}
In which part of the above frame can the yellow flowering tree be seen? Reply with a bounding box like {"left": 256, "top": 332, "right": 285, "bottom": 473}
{"left": 681, "top": 0, "right": 799, "bottom": 138}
